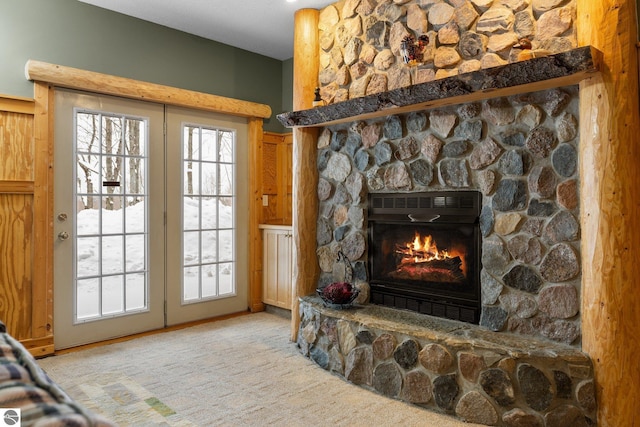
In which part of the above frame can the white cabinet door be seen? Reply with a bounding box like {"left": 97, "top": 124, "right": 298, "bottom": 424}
{"left": 261, "top": 226, "right": 292, "bottom": 309}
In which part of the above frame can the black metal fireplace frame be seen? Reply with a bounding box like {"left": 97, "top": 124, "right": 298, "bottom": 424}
{"left": 367, "top": 191, "right": 482, "bottom": 324}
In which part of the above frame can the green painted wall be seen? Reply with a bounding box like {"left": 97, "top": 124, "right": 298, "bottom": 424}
{"left": 0, "top": 0, "right": 289, "bottom": 132}
{"left": 282, "top": 58, "right": 294, "bottom": 115}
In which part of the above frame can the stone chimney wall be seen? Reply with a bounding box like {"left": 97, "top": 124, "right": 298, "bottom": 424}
{"left": 315, "top": 85, "right": 582, "bottom": 346}
{"left": 317, "top": 0, "right": 577, "bottom": 104}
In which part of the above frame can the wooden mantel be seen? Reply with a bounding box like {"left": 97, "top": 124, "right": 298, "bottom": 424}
{"left": 280, "top": 46, "right": 601, "bottom": 129}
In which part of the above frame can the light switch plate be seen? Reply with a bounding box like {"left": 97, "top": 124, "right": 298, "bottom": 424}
{"left": 262, "top": 195, "right": 269, "bottom": 206}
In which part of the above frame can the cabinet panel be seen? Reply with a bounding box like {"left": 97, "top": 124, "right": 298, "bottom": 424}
{"left": 0, "top": 194, "right": 33, "bottom": 339}
{"left": 263, "top": 230, "right": 280, "bottom": 303}
{"left": 262, "top": 195, "right": 279, "bottom": 223}
{"left": 0, "top": 111, "right": 34, "bottom": 181}
{"left": 261, "top": 226, "right": 292, "bottom": 310}
{"left": 261, "top": 132, "right": 292, "bottom": 225}
{"left": 277, "top": 233, "right": 292, "bottom": 309}
{"left": 262, "top": 142, "right": 278, "bottom": 194}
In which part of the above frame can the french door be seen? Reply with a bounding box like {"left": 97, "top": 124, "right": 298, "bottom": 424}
{"left": 53, "top": 90, "right": 248, "bottom": 349}
{"left": 165, "top": 106, "right": 248, "bottom": 326}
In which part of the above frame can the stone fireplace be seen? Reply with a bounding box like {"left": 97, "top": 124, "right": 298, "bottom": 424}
{"left": 279, "top": 46, "right": 599, "bottom": 425}
{"left": 275, "top": 0, "right": 609, "bottom": 420}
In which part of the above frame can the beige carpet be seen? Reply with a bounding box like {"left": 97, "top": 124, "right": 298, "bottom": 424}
{"left": 37, "top": 312, "right": 480, "bottom": 427}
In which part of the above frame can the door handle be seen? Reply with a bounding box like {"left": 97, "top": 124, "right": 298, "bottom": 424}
{"left": 408, "top": 214, "right": 440, "bottom": 222}
{"left": 58, "top": 231, "right": 70, "bottom": 241}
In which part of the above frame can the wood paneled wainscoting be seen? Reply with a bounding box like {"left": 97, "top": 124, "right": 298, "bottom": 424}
{"left": 254, "top": 132, "right": 294, "bottom": 314}
{"left": 0, "top": 90, "right": 53, "bottom": 357}
{"left": 261, "top": 132, "right": 292, "bottom": 226}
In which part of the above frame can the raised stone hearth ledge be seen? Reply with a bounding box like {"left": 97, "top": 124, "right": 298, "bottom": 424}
{"left": 302, "top": 296, "right": 587, "bottom": 358}
{"left": 298, "top": 296, "right": 596, "bottom": 426}
{"left": 278, "top": 46, "right": 600, "bottom": 129}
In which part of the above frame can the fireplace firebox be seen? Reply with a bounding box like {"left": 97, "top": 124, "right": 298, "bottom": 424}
{"left": 368, "top": 191, "right": 482, "bottom": 324}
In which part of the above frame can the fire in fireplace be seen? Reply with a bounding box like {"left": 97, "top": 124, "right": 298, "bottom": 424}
{"left": 392, "top": 231, "right": 468, "bottom": 283}
{"left": 368, "top": 191, "right": 481, "bottom": 324}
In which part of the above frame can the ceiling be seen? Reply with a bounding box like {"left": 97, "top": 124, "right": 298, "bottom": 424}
{"left": 78, "top": 0, "right": 335, "bottom": 61}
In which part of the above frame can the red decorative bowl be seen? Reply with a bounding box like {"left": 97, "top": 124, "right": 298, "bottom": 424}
{"left": 317, "top": 282, "right": 359, "bottom": 308}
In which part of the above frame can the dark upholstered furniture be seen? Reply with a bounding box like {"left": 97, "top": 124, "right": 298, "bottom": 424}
{"left": 0, "top": 321, "right": 116, "bottom": 427}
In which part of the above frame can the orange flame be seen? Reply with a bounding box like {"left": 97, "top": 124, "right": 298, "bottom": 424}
{"left": 397, "top": 232, "right": 467, "bottom": 275}
{"left": 404, "top": 232, "right": 451, "bottom": 263}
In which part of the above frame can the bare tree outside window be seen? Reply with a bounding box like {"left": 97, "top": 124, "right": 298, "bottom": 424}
{"left": 103, "top": 116, "right": 123, "bottom": 211}
{"left": 186, "top": 126, "right": 194, "bottom": 195}
{"left": 219, "top": 130, "right": 234, "bottom": 206}
{"left": 76, "top": 113, "right": 98, "bottom": 209}
{"left": 76, "top": 112, "right": 146, "bottom": 212}
{"left": 126, "top": 118, "right": 143, "bottom": 204}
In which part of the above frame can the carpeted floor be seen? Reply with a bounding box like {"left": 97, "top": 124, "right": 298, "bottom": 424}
{"left": 37, "top": 312, "right": 480, "bottom": 427}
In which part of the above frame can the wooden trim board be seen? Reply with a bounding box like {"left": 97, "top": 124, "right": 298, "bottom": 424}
{"left": 25, "top": 60, "right": 272, "bottom": 120}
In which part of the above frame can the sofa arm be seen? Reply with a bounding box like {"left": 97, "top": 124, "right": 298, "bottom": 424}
{"left": 0, "top": 330, "right": 116, "bottom": 426}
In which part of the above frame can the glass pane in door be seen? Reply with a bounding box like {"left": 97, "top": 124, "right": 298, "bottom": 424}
{"left": 75, "top": 111, "right": 148, "bottom": 321}
{"left": 182, "top": 126, "right": 236, "bottom": 303}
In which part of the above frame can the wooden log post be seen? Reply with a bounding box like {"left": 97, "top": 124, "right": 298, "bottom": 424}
{"left": 577, "top": 1, "right": 640, "bottom": 425}
{"left": 248, "top": 117, "right": 266, "bottom": 313}
{"left": 291, "top": 9, "right": 320, "bottom": 341}
{"left": 32, "top": 82, "right": 54, "bottom": 356}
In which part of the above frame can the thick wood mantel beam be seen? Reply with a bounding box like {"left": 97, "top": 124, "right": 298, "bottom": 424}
{"left": 577, "top": 1, "right": 640, "bottom": 426}
{"left": 279, "top": 46, "right": 601, "bottom": 128}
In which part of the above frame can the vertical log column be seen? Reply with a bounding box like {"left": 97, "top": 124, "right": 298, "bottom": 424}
{"left": 291, "top": 9, "right": 320, "bottom": 341}
{"left": 32, "top": 82, "right": 54, "bottom": 355}
{"left": 577, "top": 1, "right": 640, "bottom": 425}
{"left": 248, "top": 117, "right": 265, "bottom": 313}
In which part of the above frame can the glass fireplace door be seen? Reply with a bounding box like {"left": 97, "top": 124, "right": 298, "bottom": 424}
{"left": 367, "top": 191, "right": 482, "bottom": 324}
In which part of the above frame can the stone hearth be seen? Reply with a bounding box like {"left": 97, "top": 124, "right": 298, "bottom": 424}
{"left": 298, "top": 296, "right": 595, "bottom": 426}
